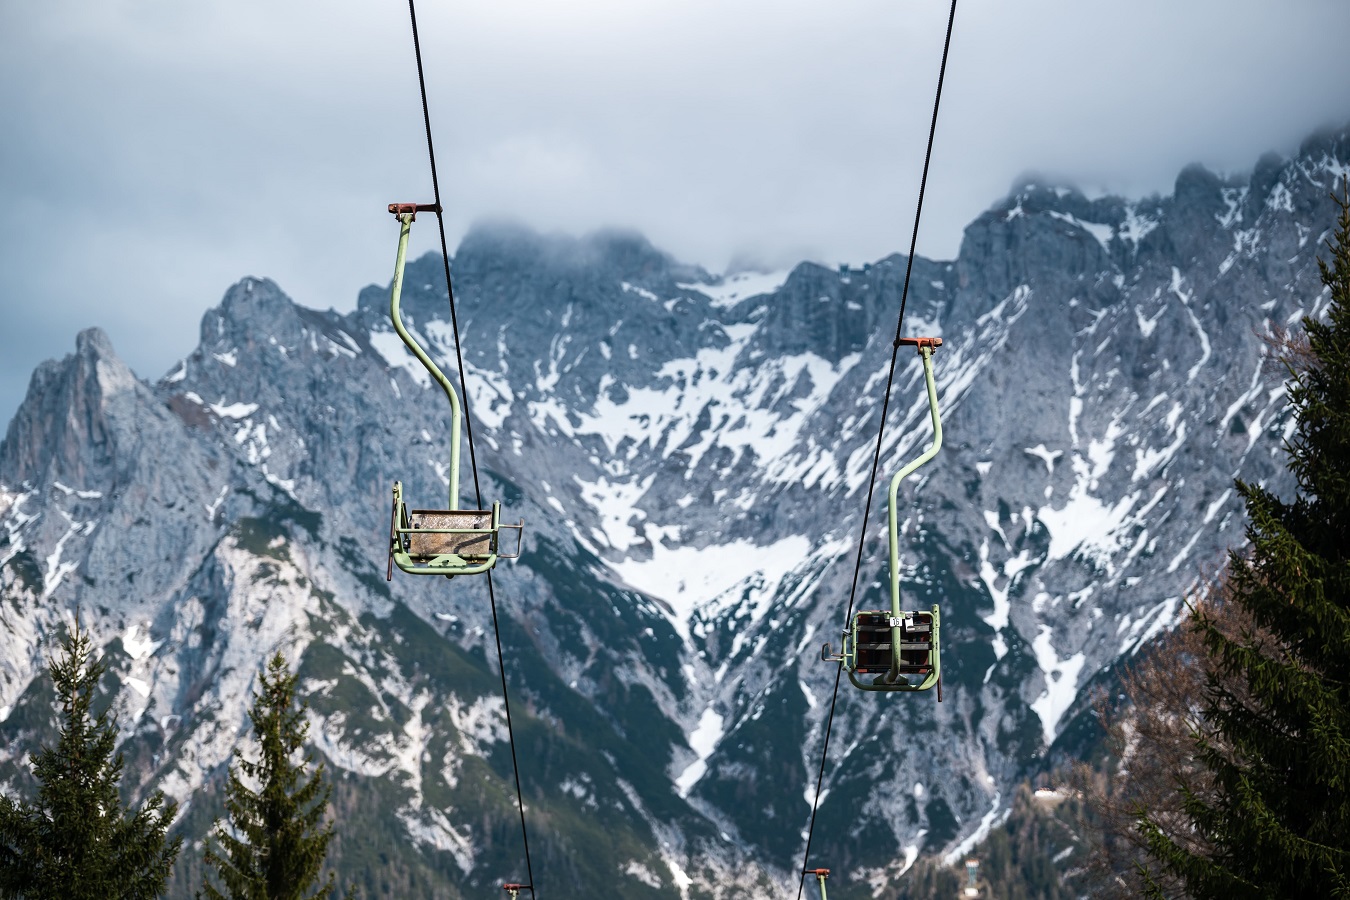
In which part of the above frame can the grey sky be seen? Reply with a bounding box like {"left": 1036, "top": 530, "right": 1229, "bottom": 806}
{"left": 3, "top": 0, "right": 1349, "bottom": 431}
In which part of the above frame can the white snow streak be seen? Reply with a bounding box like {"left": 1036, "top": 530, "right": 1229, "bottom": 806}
{"left": 674, "top": 708, "right": 724, "bottom": 796}
{"left": 677, "top": 269, "right": 793, "bottom": 308}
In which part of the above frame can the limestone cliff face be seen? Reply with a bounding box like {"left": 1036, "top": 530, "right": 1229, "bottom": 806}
{"left": 2, "top": 125, "right": 1347, "bottom": 898}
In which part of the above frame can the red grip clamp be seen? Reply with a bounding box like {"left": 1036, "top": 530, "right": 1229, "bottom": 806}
{"left": 387, "top": 202, "right": 440, "bottom": 220}
{"left": 898, "top": 336, "right": 942, "bottom": 352}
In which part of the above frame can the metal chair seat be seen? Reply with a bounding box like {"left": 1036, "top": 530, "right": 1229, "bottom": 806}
{"left": 404, "top": 508, "right": 495, "bottom": 559}
{"left": 387, "top": 482, "right": 522, "bottom": 579}
{"left": 851, "top": 610, "right": 935, "bottom": 674}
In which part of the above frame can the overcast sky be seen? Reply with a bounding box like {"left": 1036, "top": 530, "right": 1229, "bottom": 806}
{"left": 3, "top": 0, "right": 1349, "bottom": 431}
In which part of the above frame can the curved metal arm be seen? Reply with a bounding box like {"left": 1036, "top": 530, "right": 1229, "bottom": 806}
{"left": 887, "top": 345, "right": 942, "bottom": 678}
{"left": 389, "top": 212, "right": 462, "bottom": 510}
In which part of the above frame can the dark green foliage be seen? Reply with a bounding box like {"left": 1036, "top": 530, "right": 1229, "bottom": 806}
{"left": 973, "top": 784, "right": 1088, "bottom": 900}
{"left": 921, "top": 798, "right": 959, "bottom": 852}
{"left": 1138, "top": 185, "right": 1350, "bottom": 896}
{"left": 0, "top": 622, "right": 181, "bottom": 899}
{"left": 201, "top": 654, "right": 337, "bottom": 900}
{"left": 836, "top": 779, "right": 1099, "bottom": 900}
{"left": 321, "top": 774, "right": 466, "bottom": 900}
{"left": 886, "top": 858, "right": 961, "bottom": 900}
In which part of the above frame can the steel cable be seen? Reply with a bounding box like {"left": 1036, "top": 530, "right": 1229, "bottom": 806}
{"left": 795, "top": 2, "right": 960, "bottom": 896}
{"left": 404, "top": 1, "right": 538, "bottom": 895}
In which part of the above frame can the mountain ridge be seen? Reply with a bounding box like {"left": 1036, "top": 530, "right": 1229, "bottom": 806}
{"left": 2, "top": 123, "right": 1347, "bottom": 898}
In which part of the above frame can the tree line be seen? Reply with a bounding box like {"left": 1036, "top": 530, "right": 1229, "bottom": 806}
{"left": 0, "top": 635, "right": 337, "bottom": 900}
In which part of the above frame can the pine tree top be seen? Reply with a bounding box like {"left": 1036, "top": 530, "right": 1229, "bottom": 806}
{"left": 0, "top": 620, "right": 181, "bottom": 900}
{"left": 201, "top": 652, "right": 336, "bottom": 900}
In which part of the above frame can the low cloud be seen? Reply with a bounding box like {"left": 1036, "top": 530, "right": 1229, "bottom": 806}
{"left": 2, "top": 0, "right": 1349, "bottom": 426}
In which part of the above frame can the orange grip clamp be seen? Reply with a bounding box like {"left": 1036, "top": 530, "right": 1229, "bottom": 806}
{"left": 898, "top": 336, "right": 942, "bottom": 352}
{"left": 805, "top": 868, "right": 830, "bottom": 878}
{"left": 387, "top": 202, "right": 440, "bottom": 220}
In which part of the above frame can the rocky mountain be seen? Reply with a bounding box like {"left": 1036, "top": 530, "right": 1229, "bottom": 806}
{"left": 2, "top": 124, "right": 1348, "bottom": 898}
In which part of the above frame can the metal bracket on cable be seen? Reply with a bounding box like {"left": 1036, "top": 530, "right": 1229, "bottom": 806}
{"left": 803, "top": 868, "right": 830, "bottom": 900}
{"left": 387, "top": 202, "right": 441, "bottom": 220}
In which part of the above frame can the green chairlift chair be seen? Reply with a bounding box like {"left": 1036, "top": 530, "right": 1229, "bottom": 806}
{"left": 824, "top": 337, "right": 944, "bottom": 698}
{"left": 383, "top": 203, "right": 524, "bottom": 580}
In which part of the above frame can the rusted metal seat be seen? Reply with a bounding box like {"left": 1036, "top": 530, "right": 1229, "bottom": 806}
{"left": 406, "top": 508, "right": 494, "bottom": 558}
{"left": 387, "top": 482, "right": 523, "bottom": 579}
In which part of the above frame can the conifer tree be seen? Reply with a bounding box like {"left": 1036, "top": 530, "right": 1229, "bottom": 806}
{"left": 201, "top": 653, "right": 336, "bottom": 900}
{"left": 1138, "top": 184, "right": 1350, "bottom": 895}
{"left": 0, "top": 621, "right": 181, "bottom": 899}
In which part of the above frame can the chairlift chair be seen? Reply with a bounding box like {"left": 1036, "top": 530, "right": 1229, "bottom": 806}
{"left": 823, "top": 337, "right": 944, "bottom": 698}
{"left": 383, "top": 203, "right": 524, "bottom": 579}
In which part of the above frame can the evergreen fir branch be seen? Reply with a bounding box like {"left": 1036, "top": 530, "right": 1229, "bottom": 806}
{"left": 200, "top": 653, "right": 337, "bottom": 900}
{"left": 1131, "top": 177, "right": 1350, "bottom": 897}
{"left": 0, "top": 619, "right": 181, "bottom": 900}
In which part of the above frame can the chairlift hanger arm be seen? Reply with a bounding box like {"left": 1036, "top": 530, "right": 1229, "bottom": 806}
{"left": 886, "top": 339, "right": 943, "bottom": 604}
{"left": 796, "top": 0, "right": 959, "bottom": 893}
{"left": 388, "top": 204, "right": 463, "bottom": 510}
{"left": 886, "top": 340, "right": 942, "bottom": 684}
{"left": 400, "top": 0, "right": 537, "bottom": 890}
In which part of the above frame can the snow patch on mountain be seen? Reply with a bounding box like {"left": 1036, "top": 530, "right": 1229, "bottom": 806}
{"left": 369, "top": 327, "right": 432, "bottom": 389}
{"left": 611, "top": 534, "right": 812, "bottom": 640}
{"left": 678, "top": 270, "right": 793, "bottom": 308}
{"left": 1029, "top": 626, "right": 1087, "bottom": 743}
{"left": 675, "top": 707, "right": 725, "bottom": 796}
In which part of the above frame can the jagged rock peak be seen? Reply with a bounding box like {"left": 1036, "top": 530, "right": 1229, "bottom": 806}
{"left": 1172, "top": 163, "right": 1230, "bottom": 213}
{"left": 75, "top": 326, "right": 116, "bottom": 359}
{"left": 207, "top": 276, "right": 296, "bottom": 335}
{"left": 1299, "top": 124, "right": 1350, "bottom": 165}
{"left": 1, "top": 327, "right": 139, "bottom": 489}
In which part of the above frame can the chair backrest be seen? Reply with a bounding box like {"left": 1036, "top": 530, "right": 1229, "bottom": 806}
{"left": 852, "top": 610, "right": 934, "bottom": 673}
{"left": 406, "top": 509, "right": 495, "bottom": 558}
{"left": 898, "top": 610, "right": 935, "bottom": 669}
